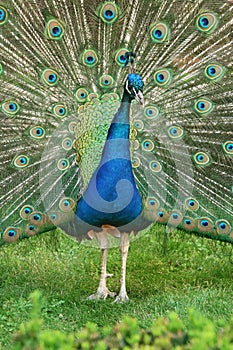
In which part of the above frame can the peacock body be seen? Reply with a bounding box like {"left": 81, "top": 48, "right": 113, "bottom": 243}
{"left": 0, "top": 0, "right": 232, "bottom": 301}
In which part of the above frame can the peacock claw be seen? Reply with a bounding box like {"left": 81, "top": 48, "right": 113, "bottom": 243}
{"left": 114, "top": 293, "right": 129, "bottom": 303}
{"left": 88, "top": 288, "right": 116, "bottom": 300}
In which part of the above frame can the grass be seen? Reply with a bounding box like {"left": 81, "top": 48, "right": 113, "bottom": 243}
{"left": 0, "top": 224, "right": 232, "bottom": 349}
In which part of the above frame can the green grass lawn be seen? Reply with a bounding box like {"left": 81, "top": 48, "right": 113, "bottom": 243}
{"left": 0, "top": 224, "right": 232, "bottom": 349}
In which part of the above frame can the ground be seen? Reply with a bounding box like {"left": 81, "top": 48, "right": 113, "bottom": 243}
{"left": 0, "top": 224, "right": 232, "bottom": 349}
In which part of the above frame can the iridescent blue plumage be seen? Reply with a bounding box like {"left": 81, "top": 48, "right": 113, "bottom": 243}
{"left": 76, "top": 74, "right": 144, "bottom": 229}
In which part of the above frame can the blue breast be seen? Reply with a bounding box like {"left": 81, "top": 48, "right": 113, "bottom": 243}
{"left": 76, "top": 121, "right": 142, "bottom": 228}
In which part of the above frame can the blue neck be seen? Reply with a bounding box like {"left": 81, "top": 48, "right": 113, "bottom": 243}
{"left": 76, "top": 89, "right": 143, "bottom": 230}
{"left": 101, "top": 91, "right": 132, "bottom": 160}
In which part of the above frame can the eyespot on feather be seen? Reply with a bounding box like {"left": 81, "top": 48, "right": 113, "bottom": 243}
{"left": 144, "top": 105, "right": 159, "bottom": 119}
{"left": 57, "top": 158, "right": 70, "bottom": 171}
{"left": 75, "top": 88, "right": 89, "bottom": 102}
{"left": 197, "top": 217, "right": 214, "bottom": 232}
{"left": 53, "top": 103, "right": 68, "bottom": 118}
{"left": 185, "top": 198, "right": 199, "bottom": 211}
{"left": 29, "top": 212, "right": 46, "bottom": 226}
{"left": 134, "top": 120, "right": 144, "bottom": 132}
{"left": 99, "top": 74, "right": 115, "bottom": 88}
{"left": 182, "top": 217, "right": 197, "bottom": 231}
{"left": 215, "top": 220, "right": 231, "bottom": 235}
{"left": 115, "top": 48, "right": 128, "bottom": 66}
{"left": 154, "top": 68, "right": 172, "bottom": 86}
{"left": 20, "top": 205, "right": 34, "bottom": 219}
{"left": 150, "top": 22, "right": 170, "bottom": 43}
{"left": 59, "top": 198, "right": 75, "bottom": 212}
{"left": 222, "top": 141, "right": 233, "bottom": 155}
{"left": 196, "top": 12, "right": 219, "bottom": 34}
{"left": 154, "top": 208, "right": 169, "bottom": 224}
{"left": 98, "top": 2, "right": 120, "bottom": 24}
{"left": 132, "top": 157, "right": 141, "bottom": 168}
{"left": 81, "top": 49, "right": 98, "bottom": 67}
{"left": 13, "top": 155, "right": 30, "bottom": 168}
{"left": 25, "top": 224, "right": 40, "bottom": 237}
{"left": 167, "top": 126, "right": 184, "bottom": 140}
{"left": 168, "top": 211, "right": 183, "bottom": 226}
{"left": 45, "top": 18, "right": 66, "bottom": 40}
{"left": 41, "top": 68, "right": 59, "bottom": 86}
{"left": 204, "top": 63, "right": 225, "bottom": 81}
{"left": 68, "top": 122, "right": 77, "bottom": 133}
{"left": 62, "top": 138, "right": 73, "bottom": 151}
{"left": 149, "top": 160, "right": 162, "bottom": 173}
{"left": 0, "top": 6, "right": 8, "bottom": 26}
{"left": 3, "top": 227, "right": 20, "bottom": 243}
{"left": 193, "top": 97, "right": 214, "bottom": 116}
{"left": 1, "top": 101, "right": 20, "bottom": 116}
{"left": 193, "top": 151, "right": 211, "bottom": 166}
{"left": 29, "top": 126, "right": 46, "bottom": 139}
{"left": 142, "top": 139, "right": 155, "bottom": 152}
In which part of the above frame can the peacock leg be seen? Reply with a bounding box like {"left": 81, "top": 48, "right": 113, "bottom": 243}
{"left": 114, "top": 232, "right": 130, "bottom": 303}
{"left": 88, "top": 231, "right": 116, "bottom": 300}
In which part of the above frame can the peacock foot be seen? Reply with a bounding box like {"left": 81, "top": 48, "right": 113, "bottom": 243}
{"left": 88, "top": 287, "right": 116, "bottom": 300}
{"left": 114, "top": 292, "right": 129, "bottom": 303}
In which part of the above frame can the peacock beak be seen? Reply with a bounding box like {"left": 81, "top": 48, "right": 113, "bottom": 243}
{"left": 135, "top": 90, "right": 144, "bottom": 106}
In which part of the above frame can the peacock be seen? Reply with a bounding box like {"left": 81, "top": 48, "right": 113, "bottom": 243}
{"left": 0, "top": 0, "right": 232, "bottom": 302}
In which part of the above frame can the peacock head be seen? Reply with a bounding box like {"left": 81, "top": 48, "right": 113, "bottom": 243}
{"left": 125, "top": 73, "right": 144, "bottom": 105}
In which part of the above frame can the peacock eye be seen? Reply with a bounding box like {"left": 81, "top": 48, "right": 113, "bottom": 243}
{"left": 146, "top": 197, "right": 160, "bottom": 209}
{"left": 33, "top": 214, "right": 42, "bottom": 221}
{"left": 99, "top": 3, "right": 120, "bottom": 24}
{"left": 57, "top": 158, "right": 70, "bottom": 171}
{"left": 193, "top": 151, "right": 210, "bottom": 166}
{"left": 149, "top": 160, "right": 162, "bottom": 173}
{"left": 20, "top": 205, "right": 34, "bottom": 219}
{"left": 194, "top": 98, "right": 214, "bottom": 116}
{"left": 150, "top": 22, "right": 170, "bottom": 43}
{"left": 144, "top": 105, "right": 159, "bottom": 119}
{"left": 215, "top": 220, "right": 231, "bottom": 235}
{"left": 115, "top": 48, "right": 128, "bottom": 66}
{"left": 42, "top": 69, "right": 59, "bottom": 86}
{"left": 222, "top": 141, "right": 233, "bottom": 155}
{"left": 196, "top": 12, "right": 218, "bottom": 34}
{"left": 59, "top": 198, "right": 75, "bottom": 212}
{"left": 62, "top": 138, "right": 73, "bottom": 151}
{"left": 197, "top": 217, "right": 214, "bottom": 232}
{"left": 68, "top": 121, "right": 77, "bottom": 134}
{"left": 154, "top": 68, "right": 172, "bottom": 86}
{"left": 53, "top": 103, "right": 68, "bottom": 118}
{"left": 134, "top": 120, "right": 144, "bottom": 132}
{"left": 142, "top": 139, "right": 154, "bottom": 152}
{"left": 75, "top": 87, "right": 89, "bottom": 102}
{"left": 99, "top": 74, "right": 114, "bottom": 88}
{"left": 185, "top": 198, "right": 199, "bottom": 211}
{"left": 1, "top": 101, "right": 21, "bottom": 116}
{"left": 3, "top": 227, "right": 20, "bottom": 242}
{"left": 30, "top": 126, "right": 46, "bottom": 139}
{"left": 167, "top": 126, "right": 184, "bottom": 140}
{"left": 0, "top": 6, "right": 8, "bottom": 25}
{"left": 169, "top": 211, "right": 183, "bottom": 225}
{"left": 13, "top": 155, "right": 30, "bottom": 168}
{"left": 131, "top": 157, "right": 141, "bottom": 168}
{"left": 81, "top": 49, "right": 98, "bottom": 67}
{"left": 204, "top": 63, "right": 225, "bottom": 81}
{"left": 45, "top": 19, "right": 66, "bottom": 40}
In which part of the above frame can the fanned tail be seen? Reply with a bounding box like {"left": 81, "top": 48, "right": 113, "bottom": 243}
{"left": 0, "top": 0, "right": 232, "bottom": 245}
